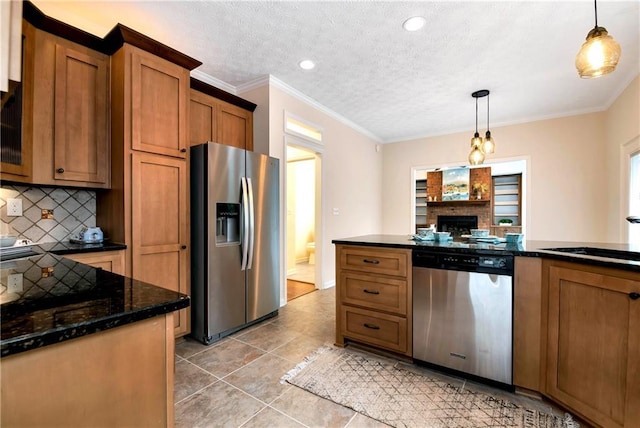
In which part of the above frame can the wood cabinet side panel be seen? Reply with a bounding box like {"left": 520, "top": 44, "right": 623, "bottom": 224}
{"left": 0, "top": 315, "right": 172, "bottom": 427}
{"left": 513, "top": 257, "right": 542, "bottom": 390}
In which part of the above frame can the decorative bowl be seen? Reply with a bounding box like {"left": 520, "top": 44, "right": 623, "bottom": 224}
{"left": 434, "top": 231, "right": 451, "bottom": 241}
{"left": 416, "top": 228, "right": 433, "bottom": 238}
{"left": 0, "top": 236, "right": 17, "bottom": 248}
{"left": 470, "top": 229, "right": 489, "bottom": 237}
{"left": 505, "top": 233, "right": 523, "bottom": 243}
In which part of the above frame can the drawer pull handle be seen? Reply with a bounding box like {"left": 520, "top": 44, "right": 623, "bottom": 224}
{"left": 364, "top": 323, "right": 380, "bottom": 330}
{"left": 363, "top": 289, "right": 380, "bottom": 295}
{"left": 57, "top": 168, "right": 65, "bottom": 173}
{"left": 630, "top": 292, "right": 640, "bottom": 300}
{"left": 363, "top": 259, "right": 380, "bottom": 265}
{"left": 180, "top": 148, "right": 187, "bottom": 153}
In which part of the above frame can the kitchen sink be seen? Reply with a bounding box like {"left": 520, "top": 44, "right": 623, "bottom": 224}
{"left": 542, "top": 247, "right": 640, "bottom": 262}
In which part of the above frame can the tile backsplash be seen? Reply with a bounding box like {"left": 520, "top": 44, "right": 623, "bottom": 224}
{"left": 0, "top": 185, "right": 96, "bottom": 243}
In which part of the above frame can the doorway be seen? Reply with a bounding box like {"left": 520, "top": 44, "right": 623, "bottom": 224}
{"left": 286, "top": 144, "right": 318, "bottom": 300}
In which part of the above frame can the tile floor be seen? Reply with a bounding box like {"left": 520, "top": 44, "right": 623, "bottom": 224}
{"left": 287, "top": 261, "right": 315, "bottom": 284}
{"left": 174, "top": 287, "right": 566, "bottom": 428}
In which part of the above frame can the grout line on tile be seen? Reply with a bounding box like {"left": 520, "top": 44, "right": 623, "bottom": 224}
{"left": 235, "top": 403, "right": 270, "bottom": 428}
{"left": 265, "top": 404, "right": 312, "bottom": 428}
{"left": 174, "top": 378, "right": 220, "bottom": 406}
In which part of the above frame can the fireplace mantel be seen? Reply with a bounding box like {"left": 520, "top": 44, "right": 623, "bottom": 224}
{"left": 427, "top": 200, "right": 489, "bottom": 206}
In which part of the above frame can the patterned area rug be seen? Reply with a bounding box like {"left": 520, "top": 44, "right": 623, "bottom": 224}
{"left": 281, "top": 346, "right": 579, "bottom": 428}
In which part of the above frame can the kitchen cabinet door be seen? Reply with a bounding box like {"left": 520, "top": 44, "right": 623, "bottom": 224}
{"left": 189, "top": 89, "right": 254, "bottom": 151}
{"left": 545, "top": 261, "right": 640, "bottom": 427}
{"left": 131, "top": 152, "right": 189, "bottom": 336}
{"left": 64, "top": 251, "right": 125, "bottom": 275}
{"left": 216, "top": 100, "right": 253, "bottom": 151}
{"left": 53, "top": 44, "right": 110, "bottom": 185}
{"left": 1, "top": 22, "right": 110, "bottom": 188}
{"left": 130, "top": 47, "right": 189, "bottom": 158}
{"left": 189, "top": 88, "right": 217, "bottom": 146}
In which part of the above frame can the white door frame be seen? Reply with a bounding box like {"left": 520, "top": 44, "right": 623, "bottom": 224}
{"left": 284, "top": 134, "right": 325, "bottom": 294}
{"left": 620, "top": 136, "right": 640, "bottom": 243}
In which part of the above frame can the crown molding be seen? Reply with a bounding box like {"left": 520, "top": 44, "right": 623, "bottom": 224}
{"left": 190, "top": 70, "right": 237, "bottom": 95}
{"left": 235, "top": 74, "right": 382, "bottom": 143}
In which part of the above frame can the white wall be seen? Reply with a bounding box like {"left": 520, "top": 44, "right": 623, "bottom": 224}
{"left": 383, "top": 112, "right": 609, "bottom": 242}
{"left": 241, "top": 82, "right": 383, "bottom": 296}
{"left": 604, "top": 76, "right": 640, "bottom": 242}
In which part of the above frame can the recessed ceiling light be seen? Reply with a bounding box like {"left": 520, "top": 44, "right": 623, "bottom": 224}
{"left": 299, "top": 59, "right": 315, "bottom": 70}
{"left": 403, "top": 16, "right": 426, "bottom": 32}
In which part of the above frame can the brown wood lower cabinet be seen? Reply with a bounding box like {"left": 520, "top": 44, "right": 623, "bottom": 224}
{"left": 335, "top": 245, "right": 412, "bottom": 357}
{"left": 543, "top": 260, "right": 640, "bottom": 428}
{"left": 1, "top": 314, "right": 175, "bottom": 427}
{"left": 132, "top": 152, "right": 189, "bottom": 336}
{"left": 63, "top": 250, "right": 125, "bottom": 275}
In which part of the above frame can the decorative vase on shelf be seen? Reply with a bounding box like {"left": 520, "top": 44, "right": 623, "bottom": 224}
{"left": 476, "top": 193, "right": 482, "bottom": 200}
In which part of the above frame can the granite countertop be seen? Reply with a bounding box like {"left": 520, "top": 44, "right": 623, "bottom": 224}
{"left": 0, "top": 252, "right": 189, "bottom": 357}
{"left": 39, "top": 240, "right": 127, "bottom": 255}
{"left": 332, "top": 234, "right": 640, "bottom": 272}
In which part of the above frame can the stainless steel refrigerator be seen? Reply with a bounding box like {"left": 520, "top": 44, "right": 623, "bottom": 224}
{"left": 190, "top": 141, "right": 280, "bottom": 345}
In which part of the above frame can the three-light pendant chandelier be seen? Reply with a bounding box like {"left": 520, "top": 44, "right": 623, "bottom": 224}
{"left": 468, "top": 89, "right": 494, "bottom": 166}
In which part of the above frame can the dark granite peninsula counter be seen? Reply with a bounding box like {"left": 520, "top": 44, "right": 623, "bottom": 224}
{"left": 333, "top": 234, "right": 640, "bottom": 427}
{"left": 39, "top": 240, "right": 127, "bottom": 255}
{"left": 332, "top": 234, "right": 640, "bottom": 272}
{"left": 1, "top": 252, "right": 188, "bottom": 357}
{"left": 1, "top": 252, "right": 189, "bottom": 427}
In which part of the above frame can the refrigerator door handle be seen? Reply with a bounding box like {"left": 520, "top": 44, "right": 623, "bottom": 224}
{"left": 247, "top": 177, "right": 255, "bottom": 269}
{"left": 240, "top": 176, "right": 250, "bottom": 271}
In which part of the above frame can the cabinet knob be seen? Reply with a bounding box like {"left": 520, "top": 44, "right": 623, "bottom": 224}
{"left": 181, "top": 245, "right": 187, "bottom": 250}
{"left": 630, "top": 292, "right": 640, "bottom": 300}
{"left": 180, "top": 148, "right": 187, "bottom": 153}
{"left": 57, "top": 168, "right": 65, "bottom": 173}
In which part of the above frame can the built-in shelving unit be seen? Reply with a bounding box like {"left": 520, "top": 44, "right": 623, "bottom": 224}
{"left": 491, "top": 174, "right": 522, "bottom": 233}
{"left": 415, "top": 178, "right": 427, "bottom": 230}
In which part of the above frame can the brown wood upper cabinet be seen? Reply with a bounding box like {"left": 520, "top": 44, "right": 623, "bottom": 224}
{"left": 543, "top": 260, "right": 640, "bottom": 428}
{"left": 130, "top": 48, "right": 189, "bottom": 158}
{"left": 1, "top": 21, "right": 110, "bottom": 188}
{"left": 189, "top": 88, "right": 254, "bottom": 151}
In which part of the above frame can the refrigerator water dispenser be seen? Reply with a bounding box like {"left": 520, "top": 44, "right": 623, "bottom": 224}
{"left": 216, "top": 203, "right": 240, "bottom": 245}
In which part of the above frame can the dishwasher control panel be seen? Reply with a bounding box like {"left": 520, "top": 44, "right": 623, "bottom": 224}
{"left": 413, "top": 250, "right": 513, "bottom": 274}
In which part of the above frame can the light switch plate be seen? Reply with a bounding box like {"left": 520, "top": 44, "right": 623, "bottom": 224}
{"left": 7, "top": 198, "right": 22, "bottom": 216}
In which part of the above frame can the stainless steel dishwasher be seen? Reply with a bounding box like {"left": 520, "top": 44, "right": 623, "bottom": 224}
{"left": 412, "top": 249, "right": 514, "bottom": 386}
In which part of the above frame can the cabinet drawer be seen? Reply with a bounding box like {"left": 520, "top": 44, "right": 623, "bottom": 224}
{"left": 340, "top": 272, "right": 407, "bottom": 315}
{"left": 340, "top": 306, "right": 407, "bottom": 354}
{"left": 339, "top": 246, "right": 408, "bottom": 277}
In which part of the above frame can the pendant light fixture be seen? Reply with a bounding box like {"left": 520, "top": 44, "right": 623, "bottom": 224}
{"left": 575, "top": 0, "right": 621, "bottom": 78}
{"left": 483, "top": 91, "right": 495, "bottom": 154}
{"left": 468, "top": 90, "right": 490, "bottom": 166}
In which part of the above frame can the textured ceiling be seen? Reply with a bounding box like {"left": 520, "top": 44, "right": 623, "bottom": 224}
{"left": 33, "top": 1, "right": 640, "bottom": 143}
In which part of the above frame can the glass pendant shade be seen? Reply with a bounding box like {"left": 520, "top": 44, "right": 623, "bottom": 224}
{"left": 483, "top": 131, "right": 495, "bottom": 154}
{"left": 575, "top": 27, "right": 621, "bottom": 78}
{"left": 470, "top": 132, "right": 483, "bottom": 149}
{"left": 468, "top": 146, "right": 485, "bottom": 165}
